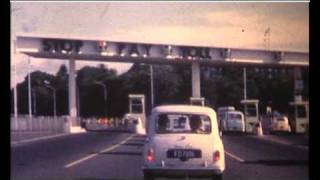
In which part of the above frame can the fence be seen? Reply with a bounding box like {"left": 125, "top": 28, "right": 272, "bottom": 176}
{"left": 84, "top": 117, "right": 135, "bottom": 132}
{"left": 11, "top": 116, "right": 140, "bottom": 133}
{"left": 11, "top": 115, "right": 65, "bottom": 133}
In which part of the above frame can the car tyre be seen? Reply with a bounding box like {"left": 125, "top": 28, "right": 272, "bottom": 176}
{"left": 144, "top": 171, "right": 154, "bottom": 180}
{"left": 212, "top": 174, "right": 223, "bottom": 180}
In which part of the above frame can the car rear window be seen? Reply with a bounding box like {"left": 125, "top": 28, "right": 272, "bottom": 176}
{"left": 156, "top": 113, "right": 211, "bottom": 134}
{"left": 228, "top": 113, "right": 242, "bottom": 120}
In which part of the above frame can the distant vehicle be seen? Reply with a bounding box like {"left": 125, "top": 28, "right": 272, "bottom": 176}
{"left": 270, "top": 114, "right": 291, "bottom": 133}
{"left": 221, "top": 111, "right": 245, "bottom": 133}
{"left": 122, "top": 113, "right": 146, "bottom": 135}
{"left": 217, "top": 106, "right": 235, "bottom": 130}
{"left": 143, "top": 105, "right": 225, "bottom": 180}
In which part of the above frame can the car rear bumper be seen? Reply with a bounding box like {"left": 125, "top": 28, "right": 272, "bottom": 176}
{"left": 142, "top": 167, "right": 223, "bottom": 177}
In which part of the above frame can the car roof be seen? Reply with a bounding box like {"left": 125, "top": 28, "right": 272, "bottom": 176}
{"left": 152, "top": 105, "right": 216, "bottom": 114}
{"left": 227, "top": 110, "right": 243, "bottom": 115}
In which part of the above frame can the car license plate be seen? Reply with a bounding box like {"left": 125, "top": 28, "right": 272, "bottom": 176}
{"left": 167, "top": 149, "right": 201, "bottom": 159}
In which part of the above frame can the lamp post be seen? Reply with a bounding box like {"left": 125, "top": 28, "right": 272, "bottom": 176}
{"left": 44, "top": 81, "right": 56, "bottom": 118}
{"left": 243, "top": 67, "right": 247, "bottom": 100}
{"left": 28, "top": 56, "right": 32, "bottom": 119}
{"left": 94, "top": 81, "right": 107, "bottom": 116}
{"left": 32, "top": 88, "right": 37, "bottom": 115}
{"left": 77, "top": 84, "right": 80, "bottom": 117}
{"left": 13, "top": 40, "right": 18, "bottom": 121}
{"left": 150, "top": 65, "right": 154, "bottom": 108}
{"left": 11, "top": 7, "right": 22, "bottom": 123}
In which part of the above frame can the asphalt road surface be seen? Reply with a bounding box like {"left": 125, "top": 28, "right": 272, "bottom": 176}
{"left": 11, "top": 132, "right": 309, "bottom": 180}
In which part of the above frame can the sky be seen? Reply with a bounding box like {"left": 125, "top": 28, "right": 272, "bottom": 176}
{"left": 11, "top": 2, "right": 309, "bottom": 88}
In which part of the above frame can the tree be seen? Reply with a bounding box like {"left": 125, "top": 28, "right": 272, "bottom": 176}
{"left": 55, "top": 64, "right": 69, "bottom": 115}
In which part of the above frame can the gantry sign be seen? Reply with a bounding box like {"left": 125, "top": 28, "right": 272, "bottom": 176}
{"left": 16, "top": 34, "right": 309, "bottom": 133}
{"left": 17, "top": 35, "right": 308, "bottom": 67}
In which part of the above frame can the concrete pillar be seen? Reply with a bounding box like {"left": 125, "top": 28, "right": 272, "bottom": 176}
{"left": 191, "top": 62, "right": 201, "bottom": 97}
{"left": 293, "top": 67, "right": 303, "bottom": 102}
{"left": 69, "top": 59, "right": 78, "bottom": 126}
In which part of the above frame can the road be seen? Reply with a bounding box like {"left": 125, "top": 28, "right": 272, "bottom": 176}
{"left": 11, "top": 132, "right": 309, "bottom": 180}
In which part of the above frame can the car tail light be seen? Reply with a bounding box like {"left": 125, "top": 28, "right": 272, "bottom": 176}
{"left": 146, "top": 148, "right": 154, "bottom": 162}
{"left": 213, "top": 150, "right": 220, "bottom": 162}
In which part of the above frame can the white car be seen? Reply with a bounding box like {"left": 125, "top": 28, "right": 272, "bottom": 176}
{"left": 270, "top": 115, "right": 291, "bottom": 133}
{"left": 122, "top": 113, "right": 146, "bottom": 134}
{"left": 142, "top": 105, "right": 225, "bottom": 180}
{"left": 221, "top": 111, "right": 245, "bottom": 133}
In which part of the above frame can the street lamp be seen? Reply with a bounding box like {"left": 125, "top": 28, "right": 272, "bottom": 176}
{"left": 28, "top": 56, "right": 32, "bottom": 119}
{"left": 44, "top": 80, "right": 56, "bottom": 118}
{"left": 150, "top": 65, "right": 154, "bottom": 108}
{"left": 32, "top": 88, "right": 37, "bottom": 115}
{"left": 94, "top": 81, "right": 107, "bottom": 116}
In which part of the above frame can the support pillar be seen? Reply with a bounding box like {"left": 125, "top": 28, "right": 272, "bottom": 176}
{"left": 69, "top": 59, "right": 77, "bottom": 120}
{"left": 68, "top": 59, "right": 84, "bottom": 133}
{"left": 191, "top": 62, "right": 205, "bottom": 106}
{"left": 191, "top": 62, "right": 201, "bottom": 97}
{"left": 293, "top": 67, "right": 303, "bottom": 101}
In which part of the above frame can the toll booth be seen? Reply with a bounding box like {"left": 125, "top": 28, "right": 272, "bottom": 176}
{"left": 289, "top": 97, "right": 309, "bottom": 133}
{"left": 128, "top": 94, "right": 146, "bottom": 129}
{"left": 190, "top": 97, "right": 205, "bottom": 106}
{"left": 241, "top": 99, "right": 260, "bottom": 133}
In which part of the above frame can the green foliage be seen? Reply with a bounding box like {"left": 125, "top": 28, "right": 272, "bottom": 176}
{"left": 12, "top": 63, "right": 308, "bottom": 117}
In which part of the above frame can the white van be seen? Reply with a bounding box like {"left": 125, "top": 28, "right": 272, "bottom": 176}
{"left": 217, "top": 106, "right": 235, "bottom": 131}
{"left": 142, "top": 105, "right": 225, "bottom": 180}
{"left": 221, "top": 111, "right": 245, "bottom": 133}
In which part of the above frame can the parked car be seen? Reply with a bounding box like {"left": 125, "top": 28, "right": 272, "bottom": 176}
{"left": 142, "top": 105, "right": 225, "bottom": 180}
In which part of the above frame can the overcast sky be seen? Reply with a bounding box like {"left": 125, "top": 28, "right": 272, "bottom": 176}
{"left": 11, "top": 2, "right": 309, "bottom": 88}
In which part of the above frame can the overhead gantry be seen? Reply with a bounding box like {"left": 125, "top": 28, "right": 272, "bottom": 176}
{"left": 15, "top": 34, "right": 309, "bottom": 133}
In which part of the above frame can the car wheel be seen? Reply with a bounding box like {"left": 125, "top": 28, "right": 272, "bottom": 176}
{"left": 212, "top": 174, "right": 223, "bottom": 180}
{"left": 144, "top": 171, "right": 154, "bottom": 180}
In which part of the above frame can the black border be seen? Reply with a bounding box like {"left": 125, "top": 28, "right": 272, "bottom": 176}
{"left": 8, "top": 1, "right": 313, "bottom": 180}
{"left": 309, "top": 0, "right": 318, "bottom": 179}
{"left": 6, "top": 1, "right": 11, "bottom": 180}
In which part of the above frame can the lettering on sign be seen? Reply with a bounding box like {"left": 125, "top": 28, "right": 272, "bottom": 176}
{"left": 96, "top": 41, "right": 211, "bottom": 60}
{"left": 42, "top": 39, "right": 83, "bottom": 53}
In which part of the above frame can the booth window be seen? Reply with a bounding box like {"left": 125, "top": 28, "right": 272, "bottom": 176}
{"left": 246, "top": 105, "right": 257, "bottom": 117}
{"left": 131, "top": 99, "right": 143, "bottom": 113}
{"left": 297, "top": 105, "right": 307, "bottom": 118}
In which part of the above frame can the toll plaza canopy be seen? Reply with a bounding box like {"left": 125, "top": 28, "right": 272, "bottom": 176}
{"left": 14, "top": 34, "right": 309, "bottom": 133}
{"left": 16, "top": 34, "right": 309, "bottom": 67}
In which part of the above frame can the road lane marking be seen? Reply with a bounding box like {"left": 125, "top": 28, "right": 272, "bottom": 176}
{"left": 64, "top": 134, "right": 134, "bottom": 168}
{"left": 251, "top": 136, "right": 309, "bottom": 151}
{"left": 225, "top": 150, "right": 245, "bottom": 162}
{"left": 11, "top": 133, "right": 70, "bottom": 147}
